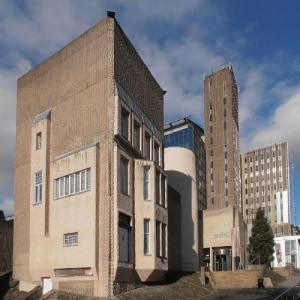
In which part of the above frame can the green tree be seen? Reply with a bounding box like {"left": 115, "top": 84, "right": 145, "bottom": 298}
{"left": 249, "top": 208, "right": 274, "bottom": 264}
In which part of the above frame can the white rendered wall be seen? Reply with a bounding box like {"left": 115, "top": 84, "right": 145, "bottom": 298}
{"left": 164, "top": 147, "right": 199, "bottom": 272}
{"left": 276, "top": 190, "right": 289, "bottom": 224}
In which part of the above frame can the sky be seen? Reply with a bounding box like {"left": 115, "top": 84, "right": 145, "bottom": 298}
{"left": 0, "top": 0, "right": 300, "bottom": 223}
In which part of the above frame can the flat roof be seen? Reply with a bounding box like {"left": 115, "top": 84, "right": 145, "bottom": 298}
{"left": 164, "top": 116, "right": 204, "bottom": 135}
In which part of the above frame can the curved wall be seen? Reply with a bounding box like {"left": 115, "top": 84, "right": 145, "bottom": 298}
{"left": 165, "top": 147, "right": 199, "bottom": 272}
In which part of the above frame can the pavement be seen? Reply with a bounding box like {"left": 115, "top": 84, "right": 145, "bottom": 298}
{"left": 279, "top": 275, "right": 300, "bottom": 288}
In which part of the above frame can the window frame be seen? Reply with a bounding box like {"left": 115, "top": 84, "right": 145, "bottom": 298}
{"left": 36, "top": 132, "right": 42, "bottom": 150}
{"left": 63, "top": 232, "right": 78, "bottom": 247}
{"left": 120, "top": 156, "right": 129, "bottom": 195}
{"left": 133, "top": 119, "right": 141, "bottom": 151}
{"left": 144, "top": 219, "right": 151, "bottom": 255}
{"left": 143, "top": 167, "right": 150, "bottom": 200}
{"left": 34, "top": 170, "right": 43, "bottom": 204}
{"left": 54, "top": 169, "right": 91, "bottom": 200}
{"left": 121, "top": 106, "right": 130, "bottom": 140}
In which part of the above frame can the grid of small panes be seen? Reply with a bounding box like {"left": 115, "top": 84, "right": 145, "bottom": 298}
{"left": 63, "top": 232, "right": 78, "bottom": 246}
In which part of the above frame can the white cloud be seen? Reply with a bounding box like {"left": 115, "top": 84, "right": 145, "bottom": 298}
{"left": 239, "top": 68, "right": 267, "bottom": 128}
{"left": 244, "top": 89, "right": 300, "bottom": 158}
{"left": 0, "top": 199, "right": 14, "bottom": 217}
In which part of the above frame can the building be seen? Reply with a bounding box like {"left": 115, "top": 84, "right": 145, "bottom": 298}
{"left": 167, "top": 185, "right": 181, "bottom": 272}
{"left": 272, "top": 235, "right": 300, "bottom": 269}
{"left": 14, "top": 12, "right": 168, "bottom": 297}
{"left": 0, "top": 211, "right": 13, "bottom": 273}
{"left": 203, "top": 64, "right": 246, "bottom": 271}
{"left": 292, "top": 225, "right": 300, "bottom": 236}
{"left": 241, "top": 142, "right": 291, "bottom": 237}
{"left": 164, "top": 117, "right": 206, "bottom": 272}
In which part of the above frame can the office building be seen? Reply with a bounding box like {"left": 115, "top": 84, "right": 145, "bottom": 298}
{"left": 241, "top": 142, "right": 291, "bottom": 237}
{"left": 203, "top": 64, "right": 246, "bottom": 271}
{"left": 164, "top": 117, "right": 206, "bottom": 272}
{"left": 14, "top": 12, "right": 167, "bottom": 297}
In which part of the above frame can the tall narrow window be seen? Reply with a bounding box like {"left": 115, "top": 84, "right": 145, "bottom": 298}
{"left": 162, "top": 223, "right": 167, "bottom": 258}
{"left": 70, "top": 174, "right": 75, "bottom": 194}
{"left": 80, "top": 170, "right": 86, "bottom": 191}
{"left": 34, "top": 171, "right": 42, "bottom": 204}
{"left": 144, "top": 132, "right": 151, "bottom": 160}
{"left": 36, "top": 132, "right": 42, "bottom": 150}
{"left": 120, "top": 157, "right": 129, "bottom": 195}
{"left": 118, "top": 213, "right": 131, "bottom": 263}
{"left": 75, "top": 173, "right": 80, "bottom": 193}
{"left": 156, "top": 221, "right": 161, "bottom": 257}
{"left": 154, "top": 142, "right": 160, "bottom": 165}
{"left": 161, "top": 174, "right": 166, "bottom": 207}
{"left": 144, "top": 219, "right": 150, "bottom": 255}
{"left": 133, "top": 121, "right": 141, "bottom": 151}
{"left": 144, "top": 167, "right": 150, "bottom": 200}
{"left": 121, "top": 107, "right": 129, "bottom": 140}
{"left": 156, "top": 170, "right": 160, "bottom": 204}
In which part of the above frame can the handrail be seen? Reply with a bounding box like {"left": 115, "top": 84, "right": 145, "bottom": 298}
{"left": 273, "top": 282, "right": 300, "bottom": 300}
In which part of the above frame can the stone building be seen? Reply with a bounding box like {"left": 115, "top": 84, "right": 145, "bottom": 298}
{"left": 241, "top": 142, "right": 291, "bottom": 237}
{"left": 203, "top": 64, "right": 246, "bottom": 271}
{"left": 0, "top": 211, "right": 13, "bottom": 273}
{"left": 14, "top": 12, "right": 167, "bottom": 297}
{"left": 164, "top": 117, "right": 206, "bottom": 272}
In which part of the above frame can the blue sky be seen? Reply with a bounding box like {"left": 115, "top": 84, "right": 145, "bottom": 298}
{"left": 0, "top": 0, "right": 300, "bottom": 223}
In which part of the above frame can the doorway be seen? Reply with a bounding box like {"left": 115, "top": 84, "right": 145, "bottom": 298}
{"left": 42, "top": 277, "right": 53, "bottom": 295}
{"left": 213, "top": 247, "right": 232, "bottom": 271}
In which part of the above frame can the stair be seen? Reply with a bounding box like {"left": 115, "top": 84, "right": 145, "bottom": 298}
{"left": 211, "top": 270, "right": 261, "bottom": 289}
{"left": 117, "top": 273, "right": 214, "bottom": 300}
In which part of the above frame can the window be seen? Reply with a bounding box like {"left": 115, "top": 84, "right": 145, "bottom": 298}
{"left": 120, "top": 157, "right": 129, "bottom": 195}
{"left": 161, "top": 174, "right": 166, "bottom": 207}
{"left": 156, "top": 170, "right": 160, "bottom": 204}
{"left": 162, "top": 223, "right": 167, "bottom": 258}
{"left": 118, "top": 213, "right": 131, "bottom": 263}
{"left": 144, "top": 167, "right": 150, "bottom": 200}
{"left": 34, "top": 171, "right": 42, "bottom": 204}
{"left": 133, "top": 121, "right": 141, "bottom": 151}
{"left": 55, "top": 169, "right": 90, "bottom": 199}
{"left": 156, "top": 221, "right": 167, "bottom": 258}
{"left": 154, "top": 141, "right": 160, "bottom": 164}
{"left": 144, "top": 132, "right": 151, "bottom": 160}
{"left": 156, "top": 221, "right": 161, "bottom": 257}
{"left": 36, "top": 132, "right": 42, "bottom": 150}
{"left": 121, "top": 107, "right": 129, "bottom": 140}
{"left": 223, "top": 97, "right": 226, "bottom": 105}
{"left": 64, "top": 232, "right": 78, "bottom": 246}
{"left": 144, "top": 219, "right": 150, "bottom": 255}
